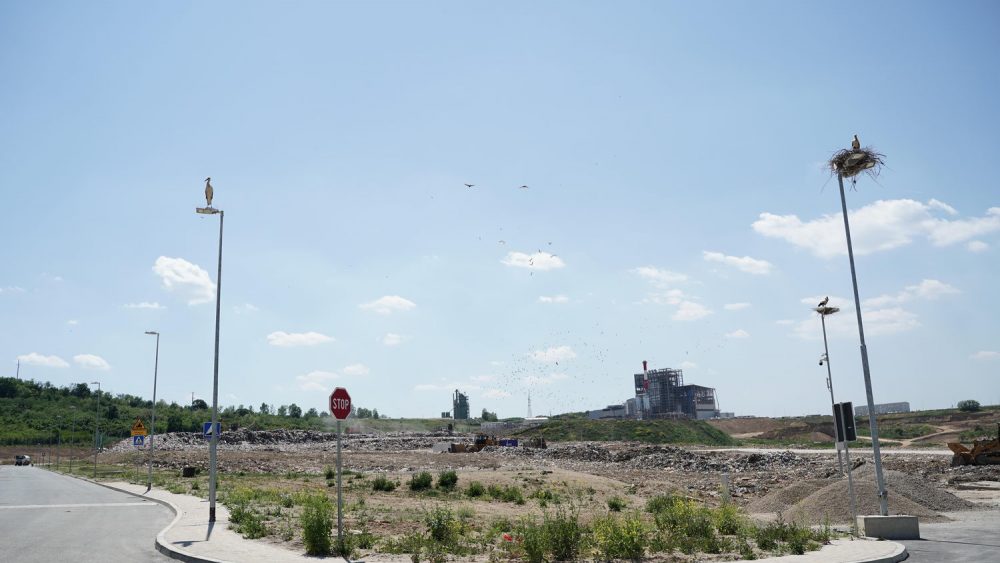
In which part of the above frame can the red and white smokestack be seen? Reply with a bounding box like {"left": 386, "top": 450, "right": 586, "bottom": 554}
{"left": 642, "top": 360, "right": 649, "bottom": 391}
{"left": 642, "top": 360, "right": 647, "bottom": 373}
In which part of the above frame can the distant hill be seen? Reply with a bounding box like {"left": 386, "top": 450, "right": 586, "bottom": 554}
{"left": 512, "top": 417, "right": 736, "bottom": 445}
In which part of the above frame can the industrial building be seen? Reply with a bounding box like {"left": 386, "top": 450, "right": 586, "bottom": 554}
{"left": 452, "top": 390, "right": 470, "bottom": 420}
{"left": 633, "top": 367, "right": 719, "bottom": 420}
{"left": 855, "top": 402, "right": 910, "bottom": 417}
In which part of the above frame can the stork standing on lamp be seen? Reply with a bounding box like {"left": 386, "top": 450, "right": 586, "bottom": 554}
{"left": 205, "top": 177, "right": 214, "bottom": 207}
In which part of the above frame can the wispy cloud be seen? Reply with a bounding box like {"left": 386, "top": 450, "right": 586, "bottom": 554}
{"left": 724, "top": 302, "right": 751, "bottom": 311}
{"left": 66, "top": 320, "right": 79, "bottom": 326}
{"left": 703, "top": 251, "right": 773, "bottom": 275}
{"left": 753, "top": 200, "right": 1000, "bottom": 258}
{"left": 359, "top": 295, "right": 416, "bottom": 315}
{"left": 342, "top": 363, "right": 370, "bottom": 376}
{"left": 538, "top": 295, "right": 570, "bottom": 304}
{"left": 680, "top": 361, "right": 697, "bottom": 370}
{"left": 233, "top": 303, "right": 259, "bottom": 314}
{"left": 970, "top": 351, "right": 1000, "bottom": 361}
{"left": 483, "top": 389, "right": 512, "bottom": 399}
{"left": 967, "top": 240, "right": 989, "bottom": 253}
{"left": 1, "top": 286, "right": 26, "bottom": 294}
{"left": 266, "top": 331, "right": 334, "bottom": 347}
{"left": 529, "top": 346, "right": 576, "bottom": 363}
{"left": 295, "top": 371, "right": 339, "bottom": 392}
{"left": 864, "top": 279, "right": 959, "bottom": 308}
{"left": 673, "top": 301, "right": 712, "bottom": 321}
{"left": 124, "top": 301, "right": 165, "bottom": 310}
{"left": 725, "top": 329, "right": 750, "bottom": 339}
{"left": 381, "top": 333, "right": 404, "bottom": 347}
{"left": 153, "top": 257, "right": 215, "bottom": 305}
{"left": 73, "top": 354, "right": 110, "bottom": 370}
{"left": 16, "top": 352, "right": 69, "bottom": 368}
{"left": 502, "top": 251, "right": 565, "bottom": 271}
{"left": 631, "top": 266, "right": 687, "bottom": 286}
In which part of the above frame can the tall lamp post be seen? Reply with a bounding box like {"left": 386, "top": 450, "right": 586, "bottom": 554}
{"left": 145, "top": 331, "right": 160, "bottom": 492}
{"left": 91, "top": 381, "right": 101, "bottom": 478}
{"left": 834, "top": 144, "right": 889, "bottom": 516}
{"left": 196, "top": 178, "right": 224, "bottom": 523}
{"left": 815, "top": 304, "right": 845, "bottom": 474}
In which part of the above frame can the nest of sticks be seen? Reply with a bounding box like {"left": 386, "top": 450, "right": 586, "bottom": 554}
{"left": 829, "top": 147, "right": 885, "bottom": 179}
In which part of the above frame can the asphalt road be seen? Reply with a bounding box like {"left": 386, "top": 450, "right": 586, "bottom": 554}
{"left": 901, "top": 510, "right": 1000, "bottom": 563}
{"left": 0, "top": 465, "right": 174, "bottom": 562}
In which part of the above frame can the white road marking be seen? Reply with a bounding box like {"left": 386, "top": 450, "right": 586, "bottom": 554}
{"left": 0, "top": 502, "right": 157, "bottom": 509}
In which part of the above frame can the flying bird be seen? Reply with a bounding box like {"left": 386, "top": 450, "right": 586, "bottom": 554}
{"left": 204, "top": 177, "right": 214, "bottom": 207}
{"left": 519, "top": 185, "right": 529, "bottom": 189}
{"left": 851, "top": 135, "right": 860, "bottom": 150}
{"left": 818, "top": 296, "right": 829, "bottom": 307}
{"left": 464, "top": 183, "right": 475, "bottom": 188}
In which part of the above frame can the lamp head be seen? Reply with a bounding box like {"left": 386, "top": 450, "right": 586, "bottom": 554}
{"left": 145, "top": 331, "right": 158, "bottom": 335}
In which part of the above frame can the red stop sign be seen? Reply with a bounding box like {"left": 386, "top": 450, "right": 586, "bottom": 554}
{"left": 329, "top": 387, "right": 352, "bottom": 420}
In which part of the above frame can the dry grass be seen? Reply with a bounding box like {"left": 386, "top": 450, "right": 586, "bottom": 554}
{"left": 829, "top": 147, "right": 885, "bottom": 179}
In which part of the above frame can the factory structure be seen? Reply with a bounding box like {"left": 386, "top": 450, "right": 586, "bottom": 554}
{"left": 854, "top": 401, "right": 910, "bottom": 417}
{"left": 588, "top": 362, "right": 730, "bottom": 420}
{"left": 451, "top": 389, "right": 470, "bottom": 420}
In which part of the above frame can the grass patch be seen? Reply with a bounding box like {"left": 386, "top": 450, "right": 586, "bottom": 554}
{"left": 513, "top": 418, "right": 735, "bottom": 445}
{"left": 372, "top": 474, "right": 397, "bottom": 492}
{"left": 409, "top": 472, "right": 433, "bottom": 491}
{"left": 465, "top": 481, "right": 485, "bottom": 497}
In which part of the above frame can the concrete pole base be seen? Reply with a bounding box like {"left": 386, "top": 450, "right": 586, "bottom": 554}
{"left": 858, "top": 515, "right": 920, "bottom": 540}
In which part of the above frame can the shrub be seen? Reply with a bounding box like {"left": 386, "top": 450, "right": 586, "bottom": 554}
{"left": 437, "top": 470, "right": 459, "bottom": 491}
{"left": 543, "top": 508, "right": 584, "bottom": 561}
{"left": 957, "top": 399, "right": 981, "bottom": 412}
{"left": 607, "top": 496, "right": 627, "bottom": 512}
{"left": 409, "top": 472, "right": 433, "bottom": 491}
{"left": 650, "top": 497, "right": 720, "bottom": 554}
{"left": 324, "top": 466, "right": 336, "bottom": 480}
{"left": 645, "top": 493, "right": 680, "bottom": 514}
{"left": 373, "top": 474, "right": 397, "bottom": 492}
{"left": 592, "top": 512, "right": 648, "bottom": 561}
{"left": 465, "top": 481, "right": 486, "bottom": 497}
{"left": 713, "top": 503, "right": 746, "bottom": 536}
{"left": 425, "top": 506, "right": 460, "bottom": 544}
{"left": 503, "top": 486, "right": 526, "bottom": 505}
{"left": 515, "top": 517, "right": 546, "bottom": 563}
{"left": 301, "top": 495, "right": 333, "bottom": 556}
{"left": 229, "top": 505, "right": 268, "bottom": 539}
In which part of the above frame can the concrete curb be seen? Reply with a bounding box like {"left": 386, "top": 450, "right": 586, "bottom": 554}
{"left": 43, "top": 467, "right": 225, "bottom": 563}
{"left": 755, "top": 537, "right": 907, "bottom": 563}
{"left": 858, "top": 540, "right": 907, "bottom": 563}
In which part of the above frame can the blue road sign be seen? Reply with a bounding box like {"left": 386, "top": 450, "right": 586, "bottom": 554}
{"left": 203, "top": 422, "right": 222, "bottom": 439}
{"left": 133, "top": 435, "right": 145, "bottom": 447}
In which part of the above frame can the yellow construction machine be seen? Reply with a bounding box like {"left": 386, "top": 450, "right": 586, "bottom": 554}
{"left": 948, "top": 423, "right": 1000, "bottom": 466}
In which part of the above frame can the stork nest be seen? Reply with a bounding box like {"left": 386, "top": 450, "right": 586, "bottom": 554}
{"left": 829, "top": 147, "right": 885, "bottom": 179}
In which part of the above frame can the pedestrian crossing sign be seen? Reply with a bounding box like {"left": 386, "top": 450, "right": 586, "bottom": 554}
{"left": 133, "top": 435, "right": 145, "bottom": 447}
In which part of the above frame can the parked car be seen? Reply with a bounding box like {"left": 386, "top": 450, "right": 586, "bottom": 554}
{"left": 14, "top": 455, "right": 31, "bottom": 466}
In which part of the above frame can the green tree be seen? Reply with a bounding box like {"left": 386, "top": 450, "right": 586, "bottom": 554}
{"left": 192, "top": 399, "right": 209, "bottom": 410}
{"left": 957, "top": 400, "right": 981, "bottom": 412}
{"left": 277, "top": 405, "right": 288, "bottom": 417}
{"left": 259, "top": 403, "right": 270, "bottom": 415}
{"left": 288, "top": 404, "right": 302, "bottom": 418}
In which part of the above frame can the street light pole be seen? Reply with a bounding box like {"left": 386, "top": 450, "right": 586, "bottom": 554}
{"left": 197, "top": 190, "right": 224, "bottom": 523}
{"left": 816, "top": 306, "right": 845, "bottom": 474}
{"left": 837, "top": 172, "right": 889, "bottom": 516}
{"left": 145, "top": 331, "right": 160, "bottom": 492}
{"left": 92, "top": 381, "right": 101, "bottom": 479}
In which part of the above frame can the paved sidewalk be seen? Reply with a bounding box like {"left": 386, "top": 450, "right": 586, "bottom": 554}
{"left": 100, "top": 480, "right": 905, "bottom": 563}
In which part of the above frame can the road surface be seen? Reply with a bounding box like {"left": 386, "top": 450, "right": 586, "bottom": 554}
{"left": 0, "top": 465, "right": 173, "bottom": 562}
{"left": 901, "top": 510, "right": 1000, "bottom": 562}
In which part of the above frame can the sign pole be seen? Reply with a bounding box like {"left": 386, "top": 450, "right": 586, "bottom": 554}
{"left": 337, "top": 419, "right": 343, "bottom": 547}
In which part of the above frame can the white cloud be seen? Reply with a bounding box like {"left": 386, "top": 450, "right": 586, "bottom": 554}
{"left": 529, "top": 346, "right": 577, "bottom": 363}
{"left": 73, "top": 354, "right": 110, "bottom": 370}
{"left": 381, "top": 333, "right": 403, "bottom": 347}
{"left": 967, "top": 240, "right": 989, "bottom": 253}
{"left": 753, "top": 200, "right": 1000, "bottom": 258}
{"left": 725, "top": 329, "right": 750, "bottom": 339}
{"left": 502, "top": 251, "right": 565, "bottom": 271}
{"left": 775, "top": 319, "right": 795, "bottom": 325}
{"left": 680, "top": 361, "right": 698, "bottom": 370}
{"left": 66, "top": 320, "right": 79, "bottom": 326}
{"left": 482, "top": 388, "right": 512, "bottom": 399}
{"left": 864, "top": 307, "right": 921, "bottom": 335}
{"left": 295, "top": 371, "right": 339, "bottom": 392}
{"left": 703, "top": 251, "right": 774, "bottom": 275}
{"left": 1, "top": 286, "right": 26, "bottom": 293}
{"left": 538, "top": 295, "right": 570, "bottom": 304}
{"left": 342, "top": 363, "right": 370, "bottom": 376}
{"left": 641, "top": 289, "right": 686, "bottom": 306}
{"left": 153, "top": 257, "right": 215, "bottom": 305}
{"left": 673, "top": 301, "right": 712, "bottom": 321}
{"left": 970, "top": 351, "right": 1000, "bottom": 361}
{"left": 266, "top": 331, "right": 334, "bottom": 347}
{"left": 632, "top": 266, "right": 687, "bottom": 285}
{"left": 124, "top": 301, "right": 165, "bottom": 310}
{"left": 864, "top": 279, "right": 959, "bottom": 308}
{"left": 724, "top": 302, "right": 751, "bottom": 311}
{"left": 16, "top": 352, "right": 69, "bottom": 368}
{"left": 359, "top": 295, "right": 416, "bottom": 315}
{"left": 233, "top": 303, "right": 259, "bottom": 314}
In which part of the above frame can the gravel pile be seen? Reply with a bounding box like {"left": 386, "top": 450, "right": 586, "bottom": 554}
{"left": 751, "top": 465, "right": 980, "bottom": 525}
{"left": 106, "top": 429, "right": 454, "bottom": 454}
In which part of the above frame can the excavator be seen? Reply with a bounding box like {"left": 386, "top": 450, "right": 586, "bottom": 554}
{"left": 948, "top": 423, "right": 1000, "bottom": 466}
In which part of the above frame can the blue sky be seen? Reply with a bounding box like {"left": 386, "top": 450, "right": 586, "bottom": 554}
{"left": 2, "top": 1, "right": 998, "bottom": 418}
